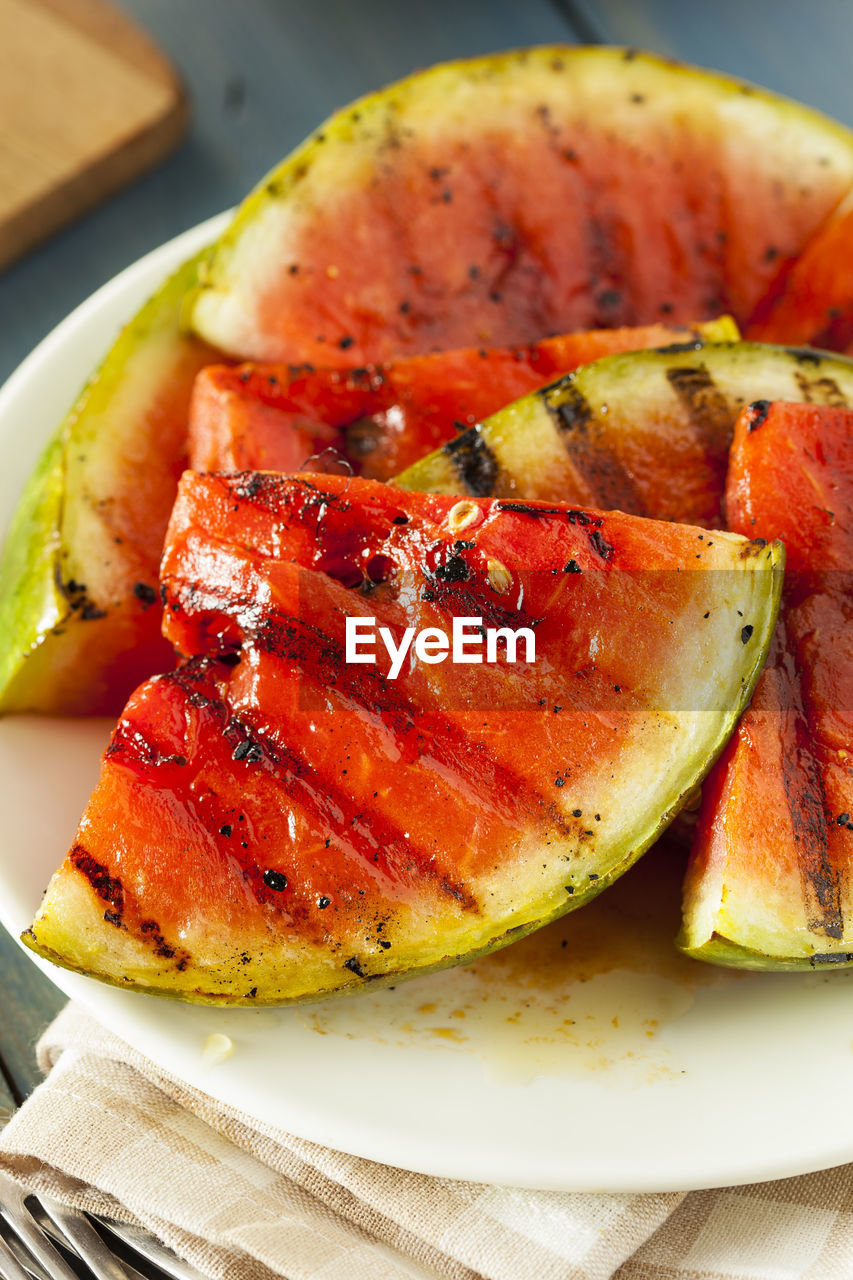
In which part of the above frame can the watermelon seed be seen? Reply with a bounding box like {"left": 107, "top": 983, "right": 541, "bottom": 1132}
{"left": 741, "top": 625, "right": 754, "bottom": 644}
{"left": 445, "top": 500, "right": 482, "bottom": 534}
{"left": 317, "top": 897, "right": 331, "bottom": 909}
{"left": 219, "top": 824, "right": 232, "bottom": 838}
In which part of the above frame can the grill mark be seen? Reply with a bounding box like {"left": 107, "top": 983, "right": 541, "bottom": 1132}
{"left": 70, "top": 844, "right": 190, "bottom": 969}
{"left": 543, "top": 383, "right": 648, "bottom": 516}
{"left": 665, "top": 365, "right": 734, "bottom": 455}
{"left": 441, "top": 427, "right": 499, "bottom": 496}
{"left": 252, "top": 611, "right": 577, "bottom": 845}
{"left": 776, "top": 652, "right": 845, "bottom": 941}
{"left": 665, "top": 365, "right": 733, "bottom": 520}
{"left": 70, "top": 846, "right": 124, "bottom": 915}
{"left": 793, "top": 372, "right": 849, "bottom": 408}
{"left": 111, "top": 665, "right": 482, "bottom": 912}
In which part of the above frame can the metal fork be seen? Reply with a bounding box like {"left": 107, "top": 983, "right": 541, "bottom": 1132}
{"left": 0, "top": 1112, "right": 205, "bottom": 1280}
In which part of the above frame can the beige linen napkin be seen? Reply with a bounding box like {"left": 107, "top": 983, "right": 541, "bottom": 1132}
{"left": 0, "top": 1005, "right": 850, "bottom": 1280}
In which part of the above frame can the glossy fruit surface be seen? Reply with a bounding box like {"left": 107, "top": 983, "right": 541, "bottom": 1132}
{"left": 680, "top": 400, "right": 853, "bottom": 967}
{"left": 24, "top": 472, "right": 780, "bottom": 1002}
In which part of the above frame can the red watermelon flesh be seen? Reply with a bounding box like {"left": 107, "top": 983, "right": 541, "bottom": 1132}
{"left": 23, "top": 472, "right": 780, "bottom": 1002}
{"left": 746, "top": 195, "right": 853, "bottom": 353}
{"left": 681, "top": 400, "right": 853, "bottom": 965}
{"left": 188, "top": 49, "right": 853, "bottom": 366}
{"left": 187, "top": 321, "right": 728, "bottom": 482}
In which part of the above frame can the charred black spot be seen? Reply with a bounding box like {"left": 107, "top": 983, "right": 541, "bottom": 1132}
{"left": 133, "top": 582, "right": 158, "bottom": 608}
{"left": 338, "top": 335, "right": 355, "bottom": 350}
{"left": 746, "top": 400, "right": 771, "bottom": 431}
{"left": 495, "top": 501, "right": 563, "bottom": 517}
{"left": 811, "top": 952, "right": 853, "bottom": 965}
{"left": 431, "top": 551, "right": 470, "bottom": 583}
{"left": 564, "top": 560, "right": 582, "bottom": 574}
{"left": 55, "top": 571, "right": 107, "bottom": 620}
{"left": 793, "top": 371, "right": 849, "bottom": 408}
{"left": 219, "top": 824, "right": 232, "bottom": 837}
{"left": 103, "top": 910, "right": 123, "bottom": 928}
{"left": 71, "top": 847, "right": 124, "bottom": 913}
{"left": 317, "top": 895, "right": 331, "bottom": 909}
{"left": 442, "top": 428, "right": 499, "bottom": 496}
{"left": 788, "top": 347, "right": 823, "bottom": 365}
{"left": 588, "top": 529, "right": 614, "bottom": 561}
{"left": 656, "top": 339, "right": 705, "bottom": 355}
{"left": 139, "top": 918, "right": 182, "bottom": 961}
{"left": 344, "top": 956, "right": 366, "bottom": 977}
{"left": 439, "top": 876, "right": 478, "bottom": 908}
{"left": 233, "top": 473, "right": 264, "bottom": 499}
{"left": 565, "top": 510, "right": 601, "bottom": 528}
{"left": 233, "top": 739, "right": 264, "bottom": 764}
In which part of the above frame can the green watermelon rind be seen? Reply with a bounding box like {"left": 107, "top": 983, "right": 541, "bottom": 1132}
{"left": 677, "top": 933, "right": 853, "bottom": 971}
{"left": 0, "top": 252, "right": 209, "bottom": 715}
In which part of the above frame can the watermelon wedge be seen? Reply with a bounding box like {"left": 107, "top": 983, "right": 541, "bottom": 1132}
{"left": 680, "top": 400, "right": 853, "bottom": 968}
{"left": 185, "top": 48, "right": 853, "bottom": 364}
{"left": 188, "top": 318, "right": 737, "bottom": 481}
{"left": 0, "top": 254, "right": 222, "bottom": 715}
{"left": 397, "top": 343, "right": 853, "bottom": 526}
{"left": 23, "top": 472, "right": 781, "bottom": 1003}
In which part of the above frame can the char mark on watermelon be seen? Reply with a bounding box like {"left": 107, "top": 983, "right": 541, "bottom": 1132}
{"left": 440, "top": 428, "right": 500, "bottom": 496}
{"left": 544, "top": 380, "right": 648, "bottom": 515}
{"left": 680, "top": 399, "right": 853, "bottom": 968}
{"left": 396, "top": 343, "right": 853, "bottom": 529}
{"left": 23, "top": 472, "right": 782, "bottom": 1003}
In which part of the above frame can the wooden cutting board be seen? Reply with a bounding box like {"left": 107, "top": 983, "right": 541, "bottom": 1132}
{"left": 0, "top": 0, "right": 186, "bottom": 271}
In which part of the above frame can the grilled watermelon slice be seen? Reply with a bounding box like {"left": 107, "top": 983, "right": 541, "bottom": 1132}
{"left": 680, "top": 400, "right": 853, "bottom": 968}
{"left": 23, "top": 472, "right": 781, "bottom": 1003}
{"left": 185, "top": 47, "right": 853, "bottom": 363}
{"left": 0, "top": 254, "right": 222, "bottom": 715}
{"left": 188, "top": 318, "right": 737, "bottom": 480}
{"left": 397, "top": 343, "right": 853, "bottom": 526}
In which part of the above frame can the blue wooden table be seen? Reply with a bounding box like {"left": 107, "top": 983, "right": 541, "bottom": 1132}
{"left": 2, "top": 0, "right": 853, "bottom": 1117}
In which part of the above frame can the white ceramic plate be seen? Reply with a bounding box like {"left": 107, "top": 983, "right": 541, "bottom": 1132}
{"left": 2, "top": 219, "right": 853, "bottom": 1193}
